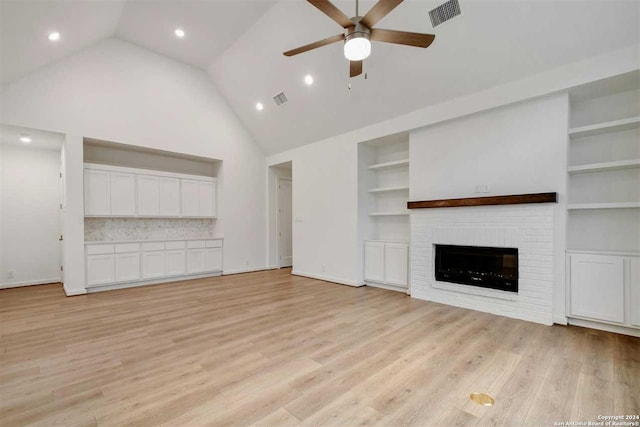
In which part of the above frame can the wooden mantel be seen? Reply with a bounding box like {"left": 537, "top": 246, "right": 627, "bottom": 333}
{"left": 407, "top": 192, "right": 558, "bottom": 209}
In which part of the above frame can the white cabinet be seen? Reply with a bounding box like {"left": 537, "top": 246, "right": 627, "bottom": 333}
{"left": 364, "top": 241, "right": 409, "bottom": 289}
{"left": 199, "top": 181, "right": 216, "bottom": 217}
{"left": 384, "top": 243, "right": 409, "bottom": 287}
{"left": 166, "top": 250, "right": 186, "bottom": 276}
{"left": 87, "top": 254, "right": 115, "bottom": 286}
{"left": 143, "top": 250, "right": 166, "bottom": 279}
{"left": 181, "top": 179, "right": 215, "bottom": 217}
{"left": 364, "top": 241, "right": 385, "bottom": 283}
{"left": 630, "top": 258, "right": 640, "bottom": 327}
{"left": 115, "top": 252, "right": 140, "bottom": 282}
{"left": 84, "top": 169, "right": 111, "bottom": 216}
{"left": 86, "top": 239, "right": 222, "bottom": 289}
{"left": 159, "top": 177, "right": 181, "bottom": 217}
{"left": 84, "top": 164, "right": 216, "bottom": 218}
{"left": 110, "top": 172, "right": 136, "bottom": 216}
{"left": 137, "top": 175, "right": 160, "bottom": 216}
{"left": 570, "top": 254, "right": 624, "bottom": 323}
{"left": 187, "top": 249, "right": 206, "bottom": 274}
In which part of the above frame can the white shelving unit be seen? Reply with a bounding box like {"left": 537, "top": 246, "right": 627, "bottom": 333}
{"left": 566, "top": 71, "right": 640, "bottom": 336}
{"left": 567, "top": 158, "right": 640, "bottom": 174}
{"left": 358, "top": 133, "right": 411, "bottom": 292}
{"left": 568, "top": 116, "right": 640, "bottom": 138}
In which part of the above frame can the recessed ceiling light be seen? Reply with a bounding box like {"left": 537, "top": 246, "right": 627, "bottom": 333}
{"left": 256, "top": 102, "right": 264, "bottom": 111}
{"left": 174, "top": 28, "right": 185, "bottom": 38}
{"left": 304, "top": 75, "right": 314, "bottom": 86}
{"left": 48, "top": 32, "right": 60, "bottom": 42}
{"left": 19, "top": 135, "right": 32, "bottom": 144}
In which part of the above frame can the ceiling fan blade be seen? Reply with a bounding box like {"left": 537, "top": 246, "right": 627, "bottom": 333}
{"left": 360, "top": 0, "right": 403, "bottom": 28}
{"left": 283, "top": 34, "right": 345, "bottom": 57}
{"left": 350, "top": 60, "right": 362, "bottom": 78}
{"left": 307, "top": 0, "right": 353, "bottom": 28}
{"left": 370, "top": 29, "right": 435, "bottom": 48}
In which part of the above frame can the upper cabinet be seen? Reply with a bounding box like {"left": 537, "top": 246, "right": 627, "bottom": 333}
{"left": 84, "top": 163, "right": 217, "bottom": 218}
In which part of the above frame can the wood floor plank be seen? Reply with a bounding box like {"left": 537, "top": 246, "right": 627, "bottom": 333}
{"left": 0, "top": 269, "right": 638, "bottom": 426}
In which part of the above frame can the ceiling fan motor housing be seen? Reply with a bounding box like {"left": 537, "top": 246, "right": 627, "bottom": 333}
{"left": 345, "top": 20, "right": 370, "bottom": 42}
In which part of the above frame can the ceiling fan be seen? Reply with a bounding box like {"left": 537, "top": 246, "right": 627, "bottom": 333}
{"left": 283, "top": 0, "right": 435, "bottom": 78}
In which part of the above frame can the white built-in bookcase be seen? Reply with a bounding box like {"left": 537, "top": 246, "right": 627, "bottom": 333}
{"left": 567, "top": 75, "right": 640, "bottom": 254}
{"left": 565, "top": 72, "right": 640, "bottom": 336}
{"left": 358, "top": 133, "right": 410, "bottom": 292}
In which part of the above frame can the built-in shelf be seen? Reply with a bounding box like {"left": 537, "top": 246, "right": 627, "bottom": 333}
{"left": 568, "top": 159, "right": 640, "bottom": 174}
{"left": 368, "top": 159, "right": 410, "bottom": 170}
{"left": 368, "top": 186, "right": 410, "bottom": 193}
{"left": 567, "top": 249, "right": 640, "bottom": 257}
{"left": 568, "top": 202, "right": 640, "bottom": 210}
{"left": 568, "top": 116, "right": 640, "bottom": 138}
{"left": 368, "top": 212, "right": 410, "bottom": 217}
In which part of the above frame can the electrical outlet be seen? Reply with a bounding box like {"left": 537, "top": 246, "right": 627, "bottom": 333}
{"left": 7, "top": 270, "right": 15, "bottom": 279}
{"left": 483, "top": 185, "right": 490, "bottom": 193}
{"left": 245, "top": 260, "right": 249, "bottom": 266}
{"left": 322, "top": 265, "right": 326, "bottom": 273}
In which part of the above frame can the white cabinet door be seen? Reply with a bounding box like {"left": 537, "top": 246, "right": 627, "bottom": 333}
{"left": 187, "top": 248, "right": 206, "bottom": 273}
{"left": 630, "top": 258, "right": 640, "bottom": 327}
{"left": 137, "top": 175, "right": 160, "bottom": 216}
{"left": 115, "top": 253, "right": 140, "bottom": 282}
{"left": 159, "top": 177, "right": 180, "bottom": 217}
{"left": 364, "top": 241, "right": 385, "bottom": 282}
{"left": 181, "top": 179, "right": 200, "bottom": 217}
{"left": 199, "top": 181, "right": 216, "bottom": 218}
{"left": 110, "top": 172, "right": 136, "bottom": 216}
{"left": 142, "top": 251, "right": 165, "bottom": 279}
{"left": 166, "top": 250, "right": 186, "bottom": 276}
{"left": 205, "top": 248, "right": 222, "bottom": 272}
{"left": 84, "top": 169, "right": 111, "bottom": 216}
{"left": 570, "top": 254, "right": 624, "bottom": 323}
{"left": 87, "top": 254, "right": 115, "bottom": 286}
{"left": 384, "top": 243, "right": 408, "bottom": 287}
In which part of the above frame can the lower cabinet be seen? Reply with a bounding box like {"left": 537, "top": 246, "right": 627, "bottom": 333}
{"left": 86, "top": 239, "right": 223, "bottom": 289}
{"left": 568, "top": 252, "right": 639, "bottom": 329}
{"left": 87, "top": 254, "right": 115, "bottom": 286}
{"left": 364, "top": 241, "right": 409, "bottom": 288}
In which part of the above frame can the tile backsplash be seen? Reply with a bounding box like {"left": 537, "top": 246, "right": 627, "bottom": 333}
{"left": 85, "top": 218, "right": 217, "bottom": 242}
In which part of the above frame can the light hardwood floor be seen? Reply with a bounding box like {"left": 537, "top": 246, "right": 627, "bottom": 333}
{"left": 1, "top": 269, "right": 638, "bottom": 426}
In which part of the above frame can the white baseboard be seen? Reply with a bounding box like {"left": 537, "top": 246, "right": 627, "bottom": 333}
{"left": 365, "top": 281, "right": 409, "bottom": 293}
{"left": 553, "top": 314, "right": 568, "bottom": 325}
{"left": 64, "top": 284, "right": 87, "bottom": 296}
{"left": 223, "top": 266, "right": 273, "bottom": 275}
{"left": 291, "top": 271, "right": 365, "bottom": 287}
{"left": 568, "top": 317, "right": 640, "bottom": 337}
{"left": 0, "top": 278, "right": 60, "bottom": 290}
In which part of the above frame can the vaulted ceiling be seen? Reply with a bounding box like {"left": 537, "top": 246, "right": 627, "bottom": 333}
{"left": 1, "top": 0, "right": 638, "bottom": 154}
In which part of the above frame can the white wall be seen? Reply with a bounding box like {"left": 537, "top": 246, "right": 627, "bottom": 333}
{"left": 1, "top": 144, "right": 61, "bottom": 288}
{"left": 0, "top": 38, "right": 268, "bottom": 293}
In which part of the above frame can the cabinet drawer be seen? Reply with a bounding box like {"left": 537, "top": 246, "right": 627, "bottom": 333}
{"left": 187, "top": 240, "right": 206, "bottom": 249}
{"left": 165, "top": 241, "right": 186, "bottom": 250}
{"left": 142, "top": 242, "right": 165, "bottom": 251}
{"left": 87, "top": 244, "right": 115, "bottom": 255}
{"left": 115, "top": 243, "right": 140, "bottom": 253}
{"left": 206, "top": 239, "right": 223, "bottom": 248}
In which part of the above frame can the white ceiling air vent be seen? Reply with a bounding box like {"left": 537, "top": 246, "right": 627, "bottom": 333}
{"left": 273, "top": 92, "right": 288, "bottom": 106}
{"left": 429, "top": 0, "right": 461, "bottom": 27}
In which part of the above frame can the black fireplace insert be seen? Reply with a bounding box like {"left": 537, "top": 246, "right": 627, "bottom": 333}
{"left": 434, "top": 244, "right": 518, "bottom": 292}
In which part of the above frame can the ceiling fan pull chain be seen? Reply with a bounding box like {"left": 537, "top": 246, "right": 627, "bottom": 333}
{"left": 356, "top": 0, "right": 359, "bottom": 16}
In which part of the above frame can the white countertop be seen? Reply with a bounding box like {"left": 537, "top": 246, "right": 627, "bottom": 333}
{"left": 85, "top": 237, "right": 224, "bottom": 245}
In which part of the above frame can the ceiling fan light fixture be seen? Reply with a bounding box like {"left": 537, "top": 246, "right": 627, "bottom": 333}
{"left": 344, "top": 33, "right": 371, "bottom": 61}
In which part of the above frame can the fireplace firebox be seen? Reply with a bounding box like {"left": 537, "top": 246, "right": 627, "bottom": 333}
{"left": 434, "top": 244, "right": 518, "bottom": 292}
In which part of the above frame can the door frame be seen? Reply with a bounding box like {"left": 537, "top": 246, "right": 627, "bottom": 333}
{"left": 276, "top": 177, "right": 293, "bottom": 268}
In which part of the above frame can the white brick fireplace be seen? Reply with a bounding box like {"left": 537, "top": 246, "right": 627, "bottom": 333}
{"left": 410, "top": 203, "right": 556, "bottom": 325}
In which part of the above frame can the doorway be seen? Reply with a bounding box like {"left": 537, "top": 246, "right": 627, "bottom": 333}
{"left": 269, "top": 161, "right": 293, "bottom": 269}
{"left": 0, "top": 124, "right": 64, "bottom": 289}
